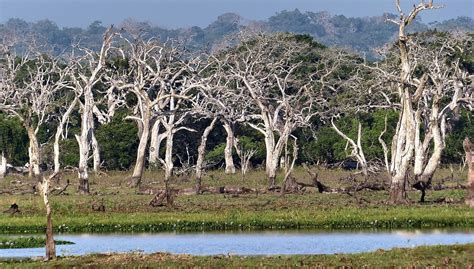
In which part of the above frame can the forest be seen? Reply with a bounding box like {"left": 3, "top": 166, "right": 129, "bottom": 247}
{"left": 0, "top": 1, "right": 473, "bottom": 266}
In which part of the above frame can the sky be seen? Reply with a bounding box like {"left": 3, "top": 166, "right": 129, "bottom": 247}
{"left": 0, "top": 0, "right": 473, "bottom": 29}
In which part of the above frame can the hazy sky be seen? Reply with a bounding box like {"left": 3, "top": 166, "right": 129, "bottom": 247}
{"left": 0, "top": 0, "right": 473, "bottom": 28}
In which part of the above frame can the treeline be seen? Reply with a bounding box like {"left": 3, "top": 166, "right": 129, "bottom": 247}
{"left": 1, "top": 11, "right": 472, "bottom": 59}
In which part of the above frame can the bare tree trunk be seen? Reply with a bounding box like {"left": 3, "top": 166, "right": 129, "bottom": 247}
{"left": 195, "top": 118, "right": 217, "bottom": 193}
{"left": 149, "top": 120, "right": 162, "bottom": 167}
{"left": 464, "top": 138, "right": 474, "bottom": 207}
{"left": 38, "top": 173, "right": 57, "bottom": 260}
{"left": 27, "top": 127, "right": 41, "bottom": 178}
{"left": 53, "top": 98, "right": 78, "bottom": 173}
{"left": 131, "top": 112, "right": 151, "bottom": 187}
{"left": 281, "top": 137, "right": 298, "bottom": 194}
{"left": 0, "top": 152, "right": 6, "bottom": 179}
{"left": 223, "top": 121, "right": 236, "bottom": 174}
{"left": 90, "top": 110, "right": 100, "bottom": 173}
{"left": 389, "top": 94, "right": 415, "bottom": 204}
{"left": 164, "top": 128, "right": 174, "bottom": 187}
{"left": 53, "top": 131, "right": 61, "bottom": 175}
{"left": 91, "top": 132, "right": 100, "bottom": 173}
{"left": 76, "top": 103, "right": 91, "bottom": 194}
{"left": 264, "top": 133, "right": 279, "bottom": 188}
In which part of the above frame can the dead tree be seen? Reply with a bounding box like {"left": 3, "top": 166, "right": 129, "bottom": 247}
{"left": 111, "top": 34, "right": 203, "bottom": 189}
{"left": 219, "top": 33, "right": 333, "bottom": 188}
{"left": 464, "top": 138, "right": 474, "bottom": 207}
{"left": 281, "top": 137, "right": 299, "bottom": 194}
{"left": 53, "top": 97, "right": 78, "bottom": 174}
{"left": 331, "top": 119, "right": 368, "bottom": 178}
{"left": 386, "top": 0, "right": 441, "bottom": 204}
{"left": 195, "top": 118, "right": 218, "bottom": 193}
{"left": 0, "top": 40, "right": 71, "bottom": 179}
{"left": 373, "top": 17, "right": 472, "bottom": 203}
{"left": 222, "top": 121, "right": 237, "bottom": 174}
{"left": 37, "top": 172, "right": 59, "bottom": 260}
{"left": 410, "top": 34, "right": 472, "bottom": 202}
{"left": 234, "top": 138, "right": 257, "bottom": 181}
{"left": 68, "top": 27, "right": 116, "bottom": 193}
{"left": 373, "top": 0, "right": 444, "bottom": 203}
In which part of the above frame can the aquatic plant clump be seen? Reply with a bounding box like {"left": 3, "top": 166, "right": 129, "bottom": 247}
{"left": 0, "top": 237, "right": 74, "bottom": 249}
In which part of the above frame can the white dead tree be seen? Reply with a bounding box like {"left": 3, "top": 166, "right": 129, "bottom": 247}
{"left": 234, "top": 137, "right": 257, "bottom": 181}
{"left": 408, "top": 33, "right": 473, "bottom": 202}
{"left": 111, "top": 33, "right": 202, "bottom": 187}
{"left": 194, "top": 117, "right": 218, "bottom": 192}
{"left": 373, "top": 0, "right": 443, "bottom": 203}
{"left": 158, "top": 91, "right": 198, "bottom": 189}
{"left": 331, "top": 119, "right": 369, "bottom": 177}
{"left": 0, "top": 42, "right": 70, "bottom": 178}
{"left": 372, "top": 15, "right": 472, "bottom": 203}
{"left": 53, "top": 96, "right": 78, "bottom": 174}
{"left": 0, "top": 39, "right": 64, "bottom": 261}
{"left": 68, "top": 27, "right": 115, "bottom": 193}
{"left": 221, "top": 33, "right": 348, "bottom": 187}
{"left": 198, "top": 54, "right": 252, "bottom": 177}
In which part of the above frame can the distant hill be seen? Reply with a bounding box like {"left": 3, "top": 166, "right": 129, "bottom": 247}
{"left": 1, "top": 10, "right": 472, "bottom": 58}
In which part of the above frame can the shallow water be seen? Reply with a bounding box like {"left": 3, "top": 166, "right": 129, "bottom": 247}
{"left": 1, "top": 229, "right": 473, "bottom": 258}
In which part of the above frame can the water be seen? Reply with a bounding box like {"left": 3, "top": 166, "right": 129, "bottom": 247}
{"left": 1, "top": 229, "right": 473, "bottom": 258}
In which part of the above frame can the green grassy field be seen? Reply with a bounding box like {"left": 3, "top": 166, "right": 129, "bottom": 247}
{"left": 0, "top": 167, "right": 473, "bottom": 267}
{"left": 0, "top": 167, "right": 472, "bottom": 233}
{"left": 2, "top": 244, "right": 473, "bottom": 268}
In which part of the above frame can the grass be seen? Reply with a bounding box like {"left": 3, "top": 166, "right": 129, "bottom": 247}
{"left": 0, "top": 237, "right": 73, "bottom": 249}
{"left": 0, "top": 167, "right": 472, "bottom": 234}
{"left": 1, "top": 244, "right": 473, "bottom": 268}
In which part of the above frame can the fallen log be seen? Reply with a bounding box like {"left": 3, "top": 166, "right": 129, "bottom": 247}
{"left": 149, "top": 189, "right": 178, "bottom": 207}
{"left": 51, "top": 179, "right": 70, "bottom": 195}
{"left": 3, "top": 203, "right": 20, "bottom": 215}
{"left": 303, "top": 164, "right": 333, "bottom": 193}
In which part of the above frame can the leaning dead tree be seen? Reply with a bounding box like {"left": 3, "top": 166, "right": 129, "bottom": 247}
{"left": 409, "top": 33, "right": 472, "bottom": 202}
{"left": 68, "top": 27, "right": 115, "bottom": 194}
{"left": 37, "top": 171, "right": 58, "bottom": 260}
{"left": 53, "top": 95, "right": 78, "bottom": 174}
{"left": 331, "top": 119, "right": 369, "bottom": 177}
{"left": 194, "top": 117, "right": 218, "bottom": 193}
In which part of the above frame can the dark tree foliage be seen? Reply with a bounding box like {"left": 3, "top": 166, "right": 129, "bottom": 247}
{"left": 0, "top": 114, "right": 29, "bottom": 166}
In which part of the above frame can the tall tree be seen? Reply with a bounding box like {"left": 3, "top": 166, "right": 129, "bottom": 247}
{"left": 218, "top": 33, "right": 349, "bottom": 187}
{"left": 68, "top": 26, "right": 115, "bottom": 194}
